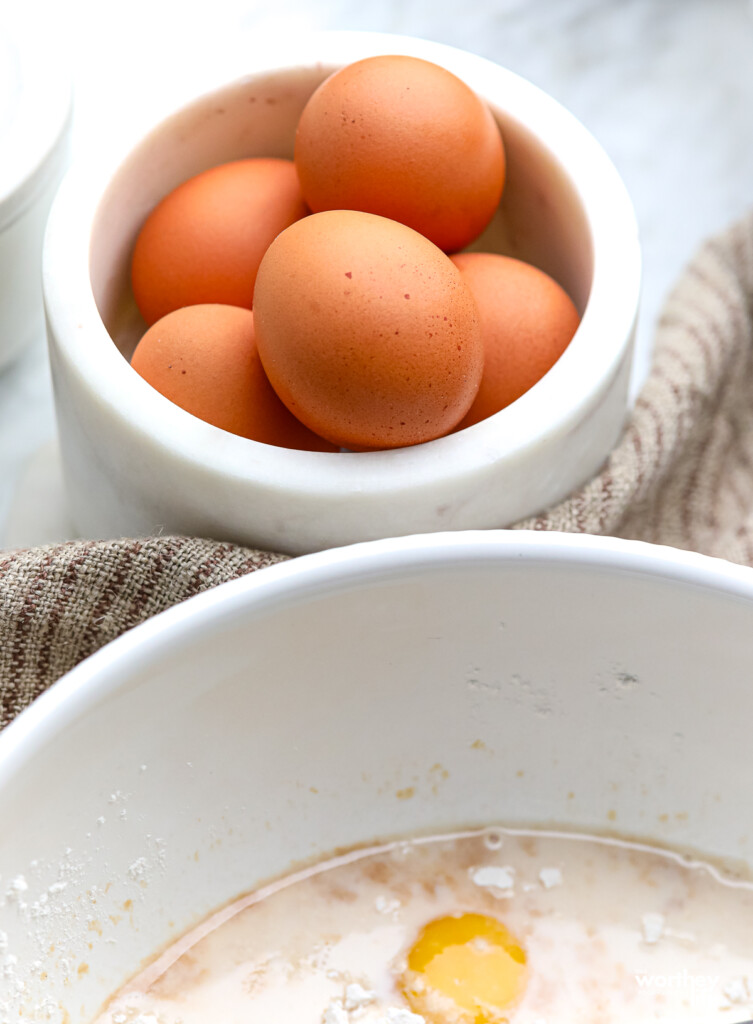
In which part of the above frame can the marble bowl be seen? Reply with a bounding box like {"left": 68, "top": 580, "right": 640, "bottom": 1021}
{"left": 0, "top": 531, "right": 751, "bottom": 1020}
{"left": 43, "top": 32, "right": 640, "bottom": 555}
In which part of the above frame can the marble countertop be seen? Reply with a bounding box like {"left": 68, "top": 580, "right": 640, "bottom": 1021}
{"left": 3, "top": 0, "right": 753, "bottom": 548}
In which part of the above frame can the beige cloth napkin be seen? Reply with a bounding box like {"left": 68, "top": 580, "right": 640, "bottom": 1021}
{"left": 3, "top": 210, "right": 753, "bottom": 728}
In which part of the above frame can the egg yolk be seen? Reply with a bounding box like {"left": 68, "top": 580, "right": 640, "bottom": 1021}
{"left": 401, "top": 913, "right": 527, "bottom": 1023}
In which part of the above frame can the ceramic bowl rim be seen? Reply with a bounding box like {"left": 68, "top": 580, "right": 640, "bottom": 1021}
{"left": 1, "top": 530, "right": 750, "bottom": 787}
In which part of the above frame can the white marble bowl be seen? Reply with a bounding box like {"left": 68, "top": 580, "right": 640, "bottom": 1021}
{"left": 43, "top": 32, "right": 640, "bottom": 554}
{"left": 0, "top": 532, "right": 751, "bottom": 1020}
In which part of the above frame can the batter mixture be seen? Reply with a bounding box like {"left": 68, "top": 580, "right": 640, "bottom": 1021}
{"left": 93, "top": 827, "right": 753, "bottom": 1023}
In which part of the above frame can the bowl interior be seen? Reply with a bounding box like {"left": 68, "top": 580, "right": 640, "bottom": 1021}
{"left": 89, "top": 62, "right": 593, "bottom": 363}
{"left": 0, "top": 534, "right": 751, "bottom": 1021}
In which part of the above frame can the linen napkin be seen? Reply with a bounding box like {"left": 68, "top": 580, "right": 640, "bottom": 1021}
{"left": 4, "top": 209, "right": 753, "bottom": 727}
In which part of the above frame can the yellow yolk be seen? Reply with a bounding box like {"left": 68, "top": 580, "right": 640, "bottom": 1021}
{"left": 401, "top": 912, "right": 527, "bottom": 1023}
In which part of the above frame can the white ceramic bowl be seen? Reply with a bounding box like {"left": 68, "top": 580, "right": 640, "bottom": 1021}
{"left": 43, "top": 32, "right": 640, "bottom": 554}
{"left": 0, "top": 531, "right": 751, "bottom": 1021}
{"left": 0, "top": 18, "right": 71, "bottom": 370}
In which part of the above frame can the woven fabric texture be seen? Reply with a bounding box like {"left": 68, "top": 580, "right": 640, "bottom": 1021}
{"left": 515, "top": 210, "right": 753, "bottom": 563}
{"left": 4, "top": 212, "right": 753, "bottom": 726}
{"left": 0, "top": 537, "right": 287, "bottom": 729}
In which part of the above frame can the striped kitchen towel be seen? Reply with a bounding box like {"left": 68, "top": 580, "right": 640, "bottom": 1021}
{"left": 3, "top": 209, "right": 753, "bottom": 724}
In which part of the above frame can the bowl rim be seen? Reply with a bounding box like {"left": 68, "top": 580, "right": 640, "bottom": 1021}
{"left": 1, "top": 530, "right": 750, "bottom": 785}
{"left": 42, "top": 30, "right": 641, "bottom": 496}
{"left": 0, "top": 15, "right": 72, "bottom": 220}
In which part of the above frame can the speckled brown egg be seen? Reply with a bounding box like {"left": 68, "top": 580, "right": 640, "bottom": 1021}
{"left": 253, "top": 210, "right": 483, "bottom": 450}
{"left": 131, "top": 158, "right": 308, "bottom": 326}
{"left": 130, "top": 304, "right": 337, "bottom": 451}
{"left": 451, "top": 252, "right": 581, "bottom": 428}
{"left": 294, "top": 55, "right": 505, "bottom": 253}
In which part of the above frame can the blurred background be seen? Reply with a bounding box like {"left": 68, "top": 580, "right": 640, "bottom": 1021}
{"left": 2, "top": 0, "right": 753, "bottom": 543}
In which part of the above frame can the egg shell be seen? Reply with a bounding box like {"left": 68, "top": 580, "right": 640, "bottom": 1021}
{"left": 294, "top": 55, "right": 505, "bottom": 253}
{"left": 451, "top": 253, "right": 581, "bottom": 429}
{"left": 130, "top": 303, "right": 338, "bottom": 451}
{"left": 131, "top": 158, "right": 308, "bottom": 326}
{"left": 253, "top": 210, "right": 484, "bottom": 450}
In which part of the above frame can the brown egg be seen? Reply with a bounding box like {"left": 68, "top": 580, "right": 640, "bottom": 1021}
{"left": 450, "top": 253, "right": 580, "bottom": 428}
{"left": 130, "top": 304, "right": 338, "bottom": 451}
{"left": 253, "top": 210, "right": 483, "bottom": 450}
{"left": 294, "top": 55, "right": 505, "bottom": 253}
{"left": 131, "top": 159, "right": 308, "bottom": 326}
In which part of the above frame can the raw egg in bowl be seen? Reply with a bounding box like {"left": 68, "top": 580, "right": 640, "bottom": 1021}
{"left": 1, "top": 531, "right": 752, "bottom": 1023}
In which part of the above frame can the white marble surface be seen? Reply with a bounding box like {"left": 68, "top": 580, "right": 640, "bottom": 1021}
{"left": 3, "top": 0, "right": 753, "bottom": 547}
